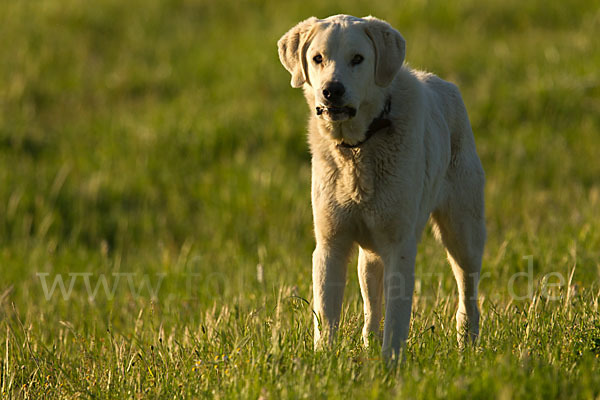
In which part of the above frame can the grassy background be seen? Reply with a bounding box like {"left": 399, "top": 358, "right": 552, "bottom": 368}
{"left": 1, "top": 0, "right": 599, "bottom": 398}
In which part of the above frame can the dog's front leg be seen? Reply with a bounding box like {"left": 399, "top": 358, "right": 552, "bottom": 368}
{"left": 381, "top": 238, "right": 417, "bottom": 361}
{"left": 358, "top": 247, "right": 384, "bottom": 346}
{"left": 312, "top": 238, "right": 353, "bottom": 348}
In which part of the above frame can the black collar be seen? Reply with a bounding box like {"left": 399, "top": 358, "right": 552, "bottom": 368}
{"left": 337, "top": 98, "right": 392, "bottom": 149}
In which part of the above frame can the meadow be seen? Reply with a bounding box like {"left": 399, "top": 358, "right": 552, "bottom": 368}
{"left": 1, "top": 0, "right": 599, "bottom": 398}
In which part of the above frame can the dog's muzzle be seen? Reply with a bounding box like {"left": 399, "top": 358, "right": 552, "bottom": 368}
{"left": 315, "top": 106, "right": 357, "bottom": 121}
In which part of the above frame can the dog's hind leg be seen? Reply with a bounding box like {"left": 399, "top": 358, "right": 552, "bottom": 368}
{"left": 358, "top": 247, "right": 384, "bottom": 346}
{"left": 432, "top": 171, "right": 486, "bottom": 346}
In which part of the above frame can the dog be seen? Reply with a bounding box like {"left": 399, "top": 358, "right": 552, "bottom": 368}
{"left": 278, "top": 15, "right": 486, "bottom": 359}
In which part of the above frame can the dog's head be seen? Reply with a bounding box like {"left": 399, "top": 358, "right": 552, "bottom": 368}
{"left": 278, "top": 15, "right": 405, "bottom": 124}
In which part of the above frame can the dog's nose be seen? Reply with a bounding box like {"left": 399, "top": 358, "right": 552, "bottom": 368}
{"left": 322, "top": 82, "right": 345, "bottom": 103}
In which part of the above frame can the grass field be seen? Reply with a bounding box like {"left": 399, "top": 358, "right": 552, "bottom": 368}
{"left": 1, "top": 0, "right": 600, "bottom": 398}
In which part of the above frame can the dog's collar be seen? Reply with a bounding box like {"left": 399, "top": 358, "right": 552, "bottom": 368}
{"left": 337, "top": 98, "right": 392, "bottom": 149}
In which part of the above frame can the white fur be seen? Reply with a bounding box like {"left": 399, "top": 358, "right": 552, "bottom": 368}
{"left": 278, "top": 15, "right": 486, "bottom": 359}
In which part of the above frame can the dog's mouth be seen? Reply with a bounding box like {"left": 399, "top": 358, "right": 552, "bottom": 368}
{"left": 316, "top": 106, "right": 357, "bottom": 121}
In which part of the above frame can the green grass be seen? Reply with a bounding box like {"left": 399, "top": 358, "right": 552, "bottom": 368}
{"left": 1, "top": 0, "right": 600, "bottom": 398}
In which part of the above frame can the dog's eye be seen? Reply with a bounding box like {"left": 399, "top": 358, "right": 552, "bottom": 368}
{"left": 351, "top": 54, "right": 364, "bottom": 66}
{"left": 313, "top": 54, "right": 323, "bottom": 64}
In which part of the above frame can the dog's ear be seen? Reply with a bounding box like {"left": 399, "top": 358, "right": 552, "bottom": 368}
{"left": 278, "top": 17, "right": 319, "bottom": 88}
{"left": 363, "top": 17, "right": 406, "bottom": 87}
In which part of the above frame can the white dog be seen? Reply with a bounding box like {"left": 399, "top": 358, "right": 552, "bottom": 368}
{"left": 278, "top": 15, "right": 486, "bottom": 359}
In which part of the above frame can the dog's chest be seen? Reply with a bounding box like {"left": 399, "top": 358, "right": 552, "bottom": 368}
{"left": 333, "top": 160, "right": 399, "bottom": 251}
{"left": 336, "top": 157, "right": 373, "bottom": 204}
{"left": 331, "top": 150, "right": 374, "bottom": 205}
{"left": 331, "top": 148, "right": 397, "bottom": 208}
